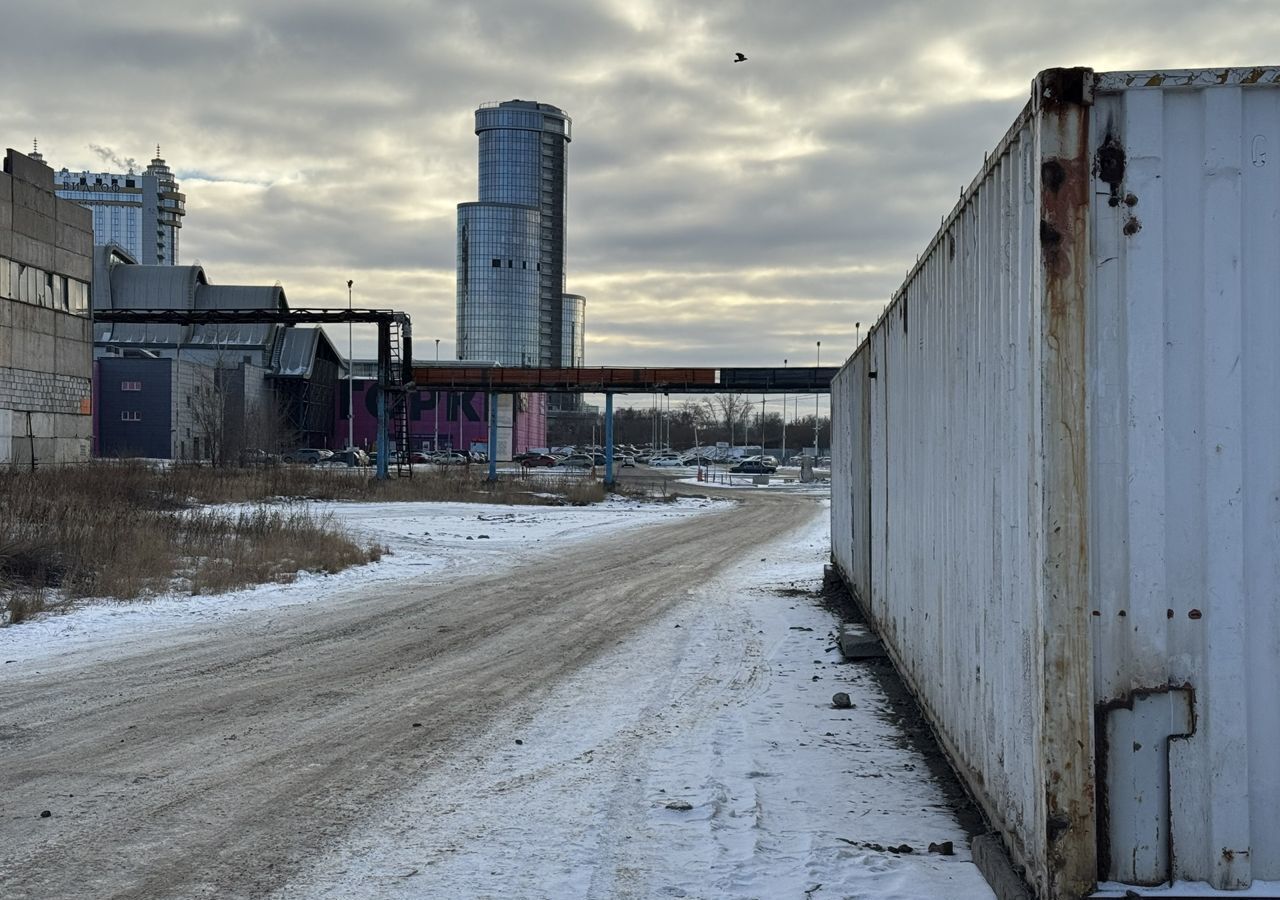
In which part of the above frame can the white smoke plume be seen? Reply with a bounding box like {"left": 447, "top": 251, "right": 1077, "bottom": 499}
{"left": 89, "top": 144, "right": 138, "bottom": 172}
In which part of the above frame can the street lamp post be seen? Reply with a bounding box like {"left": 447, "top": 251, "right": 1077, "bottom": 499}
{"left": 346, "top": 280, "right": 354, "bottom": 450}
{"left": 814, "top": 341, "right": 821, "bottom": 458}
{"left": 782, "top": 358, "right": 787, "bottom": 464}
{"left": 760, "top": 390, "right": 765, "bottom": 457}
{"left": 434, "top": 338, "right": 440, "bottom": 451}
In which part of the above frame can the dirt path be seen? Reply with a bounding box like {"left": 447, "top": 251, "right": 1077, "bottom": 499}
{"left": 0, "top": 490, "right": 818, "bottom": 899}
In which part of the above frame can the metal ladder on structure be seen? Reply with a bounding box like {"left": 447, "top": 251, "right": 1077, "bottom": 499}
{"left": 386, "top": 318, "right": 412, "bottom": 478}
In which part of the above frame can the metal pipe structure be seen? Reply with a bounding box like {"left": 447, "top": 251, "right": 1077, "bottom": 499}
{"left": 487, "top": 391, "right": 498, "bottom": 482}
{"left": 375, "top": 322, "right": 391, "bottom": 480}
{"left": 346, "top": 280, "right": 354, "bottom": 451}
{"left": 814, "top": 341, "right": 821, "bottom": 457}
{"left": 604, "top": 393, "right": 614, "bottom": 486}
{"left": 434, "top": 338, "right": 440, "bottom": 451}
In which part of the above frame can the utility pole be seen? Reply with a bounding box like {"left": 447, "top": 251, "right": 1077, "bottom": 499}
{"left": 782, "top": 358, "right": 787, "bottom": 464}
{"left": 346, "top": 280, "right": 354, "bottom": 450}
{"left": 814, "top": 341, "right": 821, "bottom": 457}
{"left": 434, "top": 338, "right": 440, "bottom": 451}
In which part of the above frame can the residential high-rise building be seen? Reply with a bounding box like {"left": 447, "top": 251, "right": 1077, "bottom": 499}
{"left": 49, "top": 146, "right": 186, "bottom": 265}
{"left": 456, "top": 100, "right": 584, "bottom": 372}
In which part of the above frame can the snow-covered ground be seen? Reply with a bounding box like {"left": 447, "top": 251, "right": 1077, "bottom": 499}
{"left": 4, "top": 491, "right": 996, "bottom": 898}
{"left": 272, "top": 499, "right": 996, "bottom": 900}
{"left": 0, "top": 495, "right": 721, "bottom": 668}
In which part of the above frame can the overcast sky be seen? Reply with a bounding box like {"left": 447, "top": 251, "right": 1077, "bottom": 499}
{"left": 4, "top": 0, "right": 1278, "bottom": 375}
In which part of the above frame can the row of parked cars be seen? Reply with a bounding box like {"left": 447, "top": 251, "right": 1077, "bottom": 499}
{"left": 269, "top": 447, "right": 491, "bottom": 468}
{"left": 514, "top": 451, "right": 637, "bottom": 469}
{"left": 513, "top": 447, "right": 781, "bottom": 474}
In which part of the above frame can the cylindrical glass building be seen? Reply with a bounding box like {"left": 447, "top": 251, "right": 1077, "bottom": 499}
{"left": 455, "top": 202, "right": 541, "bottom": 365}
{"left": 457, "top": 100, "right": 582, "bottom": 371}
{"left": 561, "top": 293, "right": 586, "bottom": 367}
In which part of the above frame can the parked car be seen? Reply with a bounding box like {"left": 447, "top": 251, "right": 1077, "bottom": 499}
{"left": 556, "top": 454, "right": 595, "bottom": 468}
{"left": 681, "top": 454, "right": 718, "bottom": 467}
{"left": 283, "top": 448, "right": 333, "bottom": 464}
{"left": 730, "top": 457, "right": 777, "bottom": 474}
{"left": 521, "top": 453, "right": 560, "bottom": 467}
{"left": 238, "top": 448, "right": 280, "bottom": 466}
{"left": 619, "top": 454, "right": 636, "bottom": 468}
{"left": 431, "top": 451, "right": 469, "bottom": 465}
{"left": 650, "top": 456, "right": 685, "bottom": 467}
{"left": 321, "top": 448, "right": 370, "bottom": 467}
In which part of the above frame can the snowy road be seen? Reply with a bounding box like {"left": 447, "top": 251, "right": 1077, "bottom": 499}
{"left": 0, "top": 489, "right": 994, "bottom": 899}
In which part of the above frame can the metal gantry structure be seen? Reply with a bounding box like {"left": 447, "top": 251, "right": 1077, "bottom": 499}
{"left": 411, "top": 365, "right": 839, "bottom": 484}
{"left": 94, "top": 305, "right": 836, "bottom": 485}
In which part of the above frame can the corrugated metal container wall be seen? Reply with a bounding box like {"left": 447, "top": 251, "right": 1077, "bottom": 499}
{"left": 830, "top": 67, "right": 1280, "bottom": 899}
{"left": 1088, "top": 70, "right": 1280, "bottom": 890}
{"left": 834, "top": 102, "right": 1066, "bottom": 894}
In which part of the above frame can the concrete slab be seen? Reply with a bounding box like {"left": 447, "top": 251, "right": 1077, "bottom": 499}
{"left": 837, "top": 624, "right": 887, "bottom": 660}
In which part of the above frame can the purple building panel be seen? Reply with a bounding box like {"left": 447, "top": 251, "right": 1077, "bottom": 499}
{"left": 336, "top": 381, "right": 546, "bottom": 457}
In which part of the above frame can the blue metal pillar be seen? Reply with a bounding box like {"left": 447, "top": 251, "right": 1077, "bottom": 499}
{"left": 604, "top": 392, "right": 615, "bottom": 487}
{"left": 376, "top": 387, "right": 389, "bottom": 480}
{"left": 487, "top": 391, "right": 498, "bottom": 482}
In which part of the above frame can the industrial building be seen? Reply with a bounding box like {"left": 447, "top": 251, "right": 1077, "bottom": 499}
{"left": 93, "top": 252, "right": 339, "bottom": 460}
{"left": 341, "top": 359, "right": 545, "bottom": 458}
{"left": 0, "top": 148, "right": 94, "bottom": 466}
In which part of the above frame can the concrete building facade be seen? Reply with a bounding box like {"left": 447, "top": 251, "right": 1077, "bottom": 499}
{"left": 0, "top": 148, "right": 94, "bottom": 466}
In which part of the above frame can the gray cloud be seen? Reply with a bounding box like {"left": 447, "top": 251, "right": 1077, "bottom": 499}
{"left": 4, "top": 0, "right": 1279, "bottom": 376}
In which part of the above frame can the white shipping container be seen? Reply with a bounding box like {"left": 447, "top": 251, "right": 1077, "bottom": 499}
{"left": 830, "top": 67, "right": 1280, "bottom": 899}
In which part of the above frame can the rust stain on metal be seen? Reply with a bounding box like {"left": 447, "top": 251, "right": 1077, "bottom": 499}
{"left": 1145, "top": 74, "right": 1165, "bottom": 87}
{"left": 1042, "top": 159, "right": 1067, "bottom": 194}
{"left": 1037, "top": 66, "right": 1095, "bottom": 900}
{"left": 1097, "top": 134, "right": 1126, "bottom": 206}
{"left": 1188, "top": 608, "right": 1203, "bottom": 620}
{"left": 1123, "top": 217, "right": 1142, "bottom": 236}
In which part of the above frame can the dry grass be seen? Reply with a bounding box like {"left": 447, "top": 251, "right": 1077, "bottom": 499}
{"left": 124, "top": 462, "right": 608, "bottom": 506}
{"left": 0, "top": 461, "right": 613, "bottom": 622}
{"left": 0, "top": 464, "right": 380, "bottom": 614}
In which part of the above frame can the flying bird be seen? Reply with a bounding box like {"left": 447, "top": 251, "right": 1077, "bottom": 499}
{"left": 734, "top": 52, "right": 747, "bottom": 63}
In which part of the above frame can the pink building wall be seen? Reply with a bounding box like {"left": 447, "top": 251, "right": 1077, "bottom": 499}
{"left": 514, "top": 392, "right": 548, "bottom": 452}
{"left": 338, "top": 382, "right": 546, "bottom": 456}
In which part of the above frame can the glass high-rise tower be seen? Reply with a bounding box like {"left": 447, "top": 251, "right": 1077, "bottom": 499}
{"left": 456, "top": 100, "right": 585, "bottom": 374}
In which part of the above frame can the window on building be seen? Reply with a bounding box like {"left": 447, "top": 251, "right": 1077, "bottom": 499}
{"left": 121, "top": 381, "right": 142, "bottom": 392}
{"left": 121, "top": 411, "right": 142, "bottom": 422}
{"left": 491, "top": 259, "right": 501, "bottom": 267}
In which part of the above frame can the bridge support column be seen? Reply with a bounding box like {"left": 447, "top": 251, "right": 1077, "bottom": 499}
{"left": 487, "top": 391, "right": 498, "bottom": 482}
{"left": 376, "top": 387, "right": 388, "bottom": 480}
{"left": 604, "top": 392, "right": 615, "bottom": 487}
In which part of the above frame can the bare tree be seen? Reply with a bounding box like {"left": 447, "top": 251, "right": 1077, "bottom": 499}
{"left": 246, "top": 394, "right": 296, "bottom": 456}
{"left": 703, "top": 394, "right": 754, "bottom": 445}
{"left": 189, "top": 367, "right": 228, "bottom": 466}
